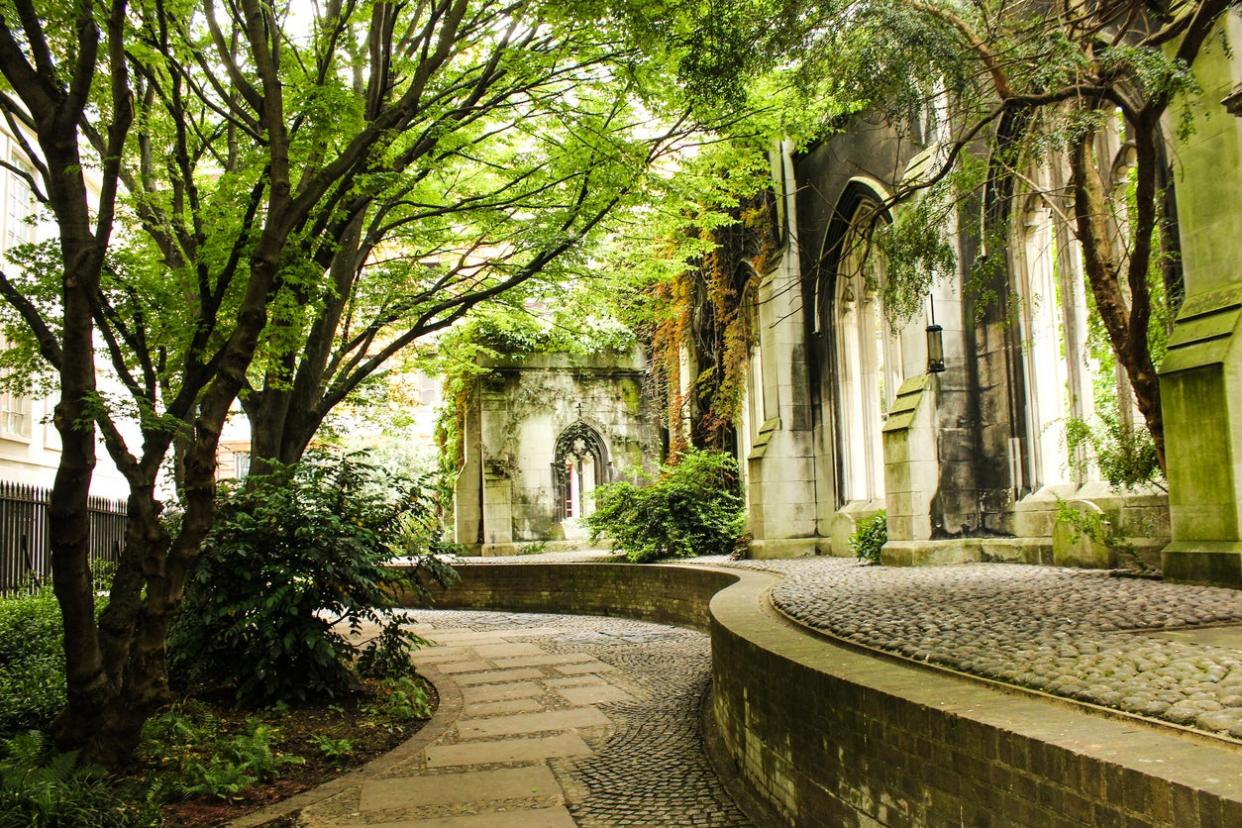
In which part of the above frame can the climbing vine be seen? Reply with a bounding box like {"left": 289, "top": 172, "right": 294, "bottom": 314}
{"left": 648, "top": 192, "right": 780, "bottom": 454}
{"left": 431, "top": 297, "right": 637, "bottom": 504}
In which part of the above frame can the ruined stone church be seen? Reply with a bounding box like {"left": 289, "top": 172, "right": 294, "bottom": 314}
{"left": 454, "top": 22, "right": 1242, "bottom": 588}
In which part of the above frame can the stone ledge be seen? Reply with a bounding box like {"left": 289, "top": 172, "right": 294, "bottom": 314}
{"left": 394, "top": 561, "right": 1242, "bottom": 826}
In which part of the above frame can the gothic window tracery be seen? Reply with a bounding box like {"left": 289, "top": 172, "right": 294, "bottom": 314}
{"left": 554, "top": 421, "right": 609, "bottom": 520}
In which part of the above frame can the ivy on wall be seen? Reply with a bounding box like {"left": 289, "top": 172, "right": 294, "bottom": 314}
{"left": 648, "top": 193, "right": 780, "bottom": 456}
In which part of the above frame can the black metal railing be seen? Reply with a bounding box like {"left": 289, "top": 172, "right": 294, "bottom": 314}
{"left": 0, "top": 481, "right": 127, "bottom": 593}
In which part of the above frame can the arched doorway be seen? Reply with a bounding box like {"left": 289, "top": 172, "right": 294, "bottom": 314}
{"left": 816, "top": 181, "right": 903, "bottom": 506}
{"left": 554, "top": 421, "right": 609, "bottom": 535}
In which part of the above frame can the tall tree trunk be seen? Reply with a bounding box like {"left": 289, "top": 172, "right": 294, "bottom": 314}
{"left": 1068, "top": 116, "right": 1166, "bottom": 471}
{"left": 43, "top": 142, "right": 113, "bottom": 753}
{"left": 248, "top": 215, "right": 365, "bottom": 474}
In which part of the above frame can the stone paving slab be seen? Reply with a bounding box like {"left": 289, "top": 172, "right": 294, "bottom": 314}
{"left": 426, "top": 734, "right": 593, "bottom": 768}
{"left": 710, "top": 555, "right": 1242, "bottom": 739}
{"left": 456, "top": 707, "right": 610, "bottom": 739}
{"left": 437, "top": 660, "right": 496, "bottom": 674}
{"left": 553, "top": 661, "right": 616, "bottom": 676}
{"left": 238, "top": 609, "right": 750, "bottom": 828}
{"left": 460, "top": 682, "right": 544, "bottom": 704}
{"left": 454, "top": 667, "right": 545, "bottom": 685}
{"left": 554, "top": 685, "right": 634, "bottom": 706}
{"left": 428, "top": 628, "right": 562, "bottom": 642}
{"left": 490, "top": 653, "right": 596, "bottom": 669}
{"left": 359, "top": 766, "right": 560, "bottom": 811}
{"left": 351, "top": 807, "right": 578, "bottom": 827}
{"left": 543, "top": 675, "right": 610, "bottom": 688}
{"left": 464, "top": 698, "right": 544, "bottom": 717}
{"left": 411, "top": 648, "right": 479, "bottom": 663}
{"left": 472, "top": 642, "right": 545, "bottom": 659}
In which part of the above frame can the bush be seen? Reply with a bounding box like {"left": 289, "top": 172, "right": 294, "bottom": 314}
{"left": 0, "top": 590, "right": 67, "bottom": 738}
{"left": 849, "top": 510, "right": 887, "bottom": 564}
{"left": 0, "top": 731, "right": 158, "bottom": 828}
{"left": 169, "top": 452, "right": 457, "bottom": 707}
{"left": 585, "top": 449, "right": 745, "bottom": 562}
{"left": 1065, "top": 405, "right": 1164, "bottom": 492}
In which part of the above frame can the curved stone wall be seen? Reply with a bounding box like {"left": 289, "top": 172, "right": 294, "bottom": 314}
{"left": 399, "top": 561, "right": 736, "bottom": 632}
{"left": 396, "top": 561, "right": 1242, "bottom": 826}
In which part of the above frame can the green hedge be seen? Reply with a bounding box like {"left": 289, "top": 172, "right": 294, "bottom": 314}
{"left": 586, "top": 449, "right": 745, "bottom": 562}
{"left": 0, "top": 590, "right": 67, "bottom": 738}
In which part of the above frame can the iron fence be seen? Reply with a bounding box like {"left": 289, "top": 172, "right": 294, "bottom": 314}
{"left": 0, "top": 481, "right": 127, "bottom": 593}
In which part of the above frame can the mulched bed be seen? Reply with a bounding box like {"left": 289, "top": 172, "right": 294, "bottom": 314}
{"left": 143, "top": 678, "right": 437, "bottom": 827}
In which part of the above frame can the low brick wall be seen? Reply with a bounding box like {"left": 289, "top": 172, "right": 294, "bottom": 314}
{"left": 395, "top": 561, "right": 1242, "bottom": 826}
{"left": 395, "top": 561, "right": 736, "bottom": 632}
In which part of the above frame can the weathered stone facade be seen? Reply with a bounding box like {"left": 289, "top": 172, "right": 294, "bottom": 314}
{"left": 453, "top": 350, "right": 661, "bottom": 555}
{"left": 733, "top": 18, "right": 1242, "bottom": 576}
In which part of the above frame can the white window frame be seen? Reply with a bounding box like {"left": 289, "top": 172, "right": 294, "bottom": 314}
{"left": 834, "top": 202, "right": 902, "bottom": 503}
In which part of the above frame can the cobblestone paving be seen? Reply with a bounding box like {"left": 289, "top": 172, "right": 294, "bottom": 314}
{"left": 419, "top": 610, "right": 749, "bottom": 828}
{"left": 704, "top": 555, "right": 1242, "bottom": 738}
{"left": 268, "top": 608, "right": 749, "bottom": 827}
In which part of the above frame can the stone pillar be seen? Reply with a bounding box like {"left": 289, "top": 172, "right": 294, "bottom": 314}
{"left": 479, "top": 377, "right": 514, "bottom": 552}
{"left": 453, "top": 399, "right": 483, "bottom": 554}
{"left": 746, "top": 140, "right": 820, "bottom": 558}
{"left": 1160, "top": 13, "right": 1242, "bottom": 585}
{"left": 879, "top": 375, "right": 944, "bottom": 564}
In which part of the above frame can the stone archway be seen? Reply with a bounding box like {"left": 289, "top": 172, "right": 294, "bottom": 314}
{"left": 554, "top": 421, "right": 610, "bottom": 530}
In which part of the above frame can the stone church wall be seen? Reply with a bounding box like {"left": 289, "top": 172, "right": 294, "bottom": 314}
{"left": 738, "top": 113, "right": 1178, "bottom": 568}
{"left": 453, "top": 350, "right": 661, "bottom": 556}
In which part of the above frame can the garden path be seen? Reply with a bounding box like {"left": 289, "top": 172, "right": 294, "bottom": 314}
{"left": 233, "top": 609, "right": 750, "bottom": 828}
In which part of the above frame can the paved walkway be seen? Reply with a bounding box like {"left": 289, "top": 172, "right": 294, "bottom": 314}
{"left": 241, "top": 609, "right": 749, "bottom": 827}
{"left": 707, "top": 555, "right": 1242, "bottom": 738}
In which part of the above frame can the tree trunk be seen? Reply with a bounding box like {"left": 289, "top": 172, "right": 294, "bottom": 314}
{"left": 1068, "top": 117, "right": 1166, "bottom": 471}
{"left": 248, "top": 215, "right": 365, "bottom": 474}
{"left": 45, "top": 153, "right": 111, "bottom": 754}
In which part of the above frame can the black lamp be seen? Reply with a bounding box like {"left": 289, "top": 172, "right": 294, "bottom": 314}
{"left": 926, "top": 295, "right": 945, "bottom": 373}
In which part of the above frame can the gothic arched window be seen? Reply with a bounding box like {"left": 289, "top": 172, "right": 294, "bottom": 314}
{"left": 832, "top": 198, "right": 903, "bottom": 503}
{"left": 554, "top": 421, "right": 609, "bottom": 519}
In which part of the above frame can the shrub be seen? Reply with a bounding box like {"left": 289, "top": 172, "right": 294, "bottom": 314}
{"left": 169, "top": 452, "right": 457, "bottom": 707}
{"left": 849, "top": 510, "right": 887, "bottom": 564}
{"left": 0, "top": 590, "right": 67, "bottom": 738}
{"left": 1065, "top": 405, "right": 1164, "bottom": 493}
{"left": 585, "top": 449, "right": 745, "bottom": 563}
{"left": 0, "top": 731, "right": 158, "bottom": 828}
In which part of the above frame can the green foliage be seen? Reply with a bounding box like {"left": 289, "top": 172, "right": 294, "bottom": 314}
{"left": 849, "top": 510, "right": 888, "bottom": 564}
{"left": 169, "top": 452, "right": 457, "bottom": 707}
{"left": 357, "top": 620, "right": 422, "bottom": 682}
{"left": 309, "top": 735, "right": 354, "bottom": 761}
{"left": 140, "top": 704, "right": 302, "bottom": 802}
{"left": 355, "top": 677, "right": 435, "bottom": 730}
{"left": 585, "top": 449, "right": 746, "bottom": 562}
{"left": 1053, "top": 498, "right": 1148, "bottom": 572}
{"left": 0, "top": 732, "right": 158, "bottom": 828}
{"left": 0, "top": 590, "right": 67, "bottom": 738}
{"left": 1065, "top": 407, "right": 1164, "bottom": 494}
{"left": 171, "top": 724, "right": 295, "bottom": 800}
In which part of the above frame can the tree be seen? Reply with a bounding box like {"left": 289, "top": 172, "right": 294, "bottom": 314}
{"left": 0, "top": 0, "right": 134, "bottom": 763}
{"left": 683, "top": 0, "right": 1238, "bottom": 471}
{"left": 234, "top": 34, "right": 692, "bottom": 470}
{"left": 0, "top": 0, "right": 697, "bottom": 764}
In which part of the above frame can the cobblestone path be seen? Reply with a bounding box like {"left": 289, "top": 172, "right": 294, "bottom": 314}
{"left": 709, "top": 555, "right": 1242, "bottom": 738}
{"left": 257, "top": 610, "right": 750, "bottom": 828}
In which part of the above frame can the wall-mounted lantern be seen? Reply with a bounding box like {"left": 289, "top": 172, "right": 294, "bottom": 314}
{"left": 926, "top": 324, "right": 945, "bottom": 373}
{"left": 926, "top": 295, "right": 945, "bottom": 373}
